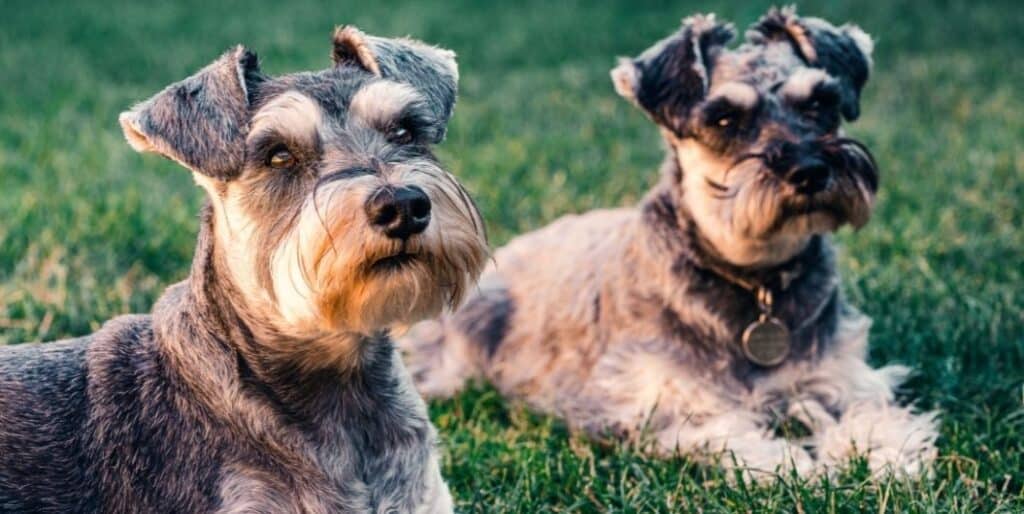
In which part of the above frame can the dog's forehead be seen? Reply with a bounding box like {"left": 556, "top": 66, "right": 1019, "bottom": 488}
{"left": 711, "top": 43, "right": 813, "bottom": 92}
{"left": 252, "top": 68, "right": 426, "bottom": 132}
{"left": 256, "top": 68, "right": 370, "bottom": 119}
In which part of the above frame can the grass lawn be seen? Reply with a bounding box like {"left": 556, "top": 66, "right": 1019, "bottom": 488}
{"left": 2, "top": 0, "right": 1022, "bottom": 511}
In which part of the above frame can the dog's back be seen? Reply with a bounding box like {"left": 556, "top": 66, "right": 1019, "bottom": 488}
{"left": 0, "top": 337, "right": 94, "bottom": 511}
{"left": 400, "top": 207, "right": 640, "bottom": 406}
{"left": 0, "top": 315, "right": 225, "bottom": 513}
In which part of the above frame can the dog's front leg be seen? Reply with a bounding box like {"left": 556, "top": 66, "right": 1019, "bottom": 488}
{"left": 412, "top": 456, "right": 455, "bottom": 514}
{"left": 777, "top": 344, "right": 940, "bottom": 477}
{"left": 215, "top": 467, "right": 368, "bottom": 514}
{"left": 586, "top": 342, "right": 814, "bottom": 480}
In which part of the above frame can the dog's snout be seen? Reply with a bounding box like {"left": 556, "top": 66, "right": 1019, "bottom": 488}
{"left": 785, "top": 159, "right": 831, "bottom": 194}
{"left": 765, "top": 141, "right": 831, "bottom": 194}
{"left": 366, "top": 186, "right": 431, "bottom": 240}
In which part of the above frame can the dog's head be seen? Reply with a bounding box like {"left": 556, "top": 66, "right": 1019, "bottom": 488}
{"left": 120, "top": 27, "right": 488, "bottom": 338}
{"left": 613, "top": 8, "right": 878, "bottom": 266}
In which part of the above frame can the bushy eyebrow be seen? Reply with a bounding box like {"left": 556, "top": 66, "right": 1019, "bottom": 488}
{"left": 706, "top": 82, "right": 760, "bottom": 110}
{"left": 390, "top": 101, "right": 436, "bottom": 130}
{"left": 779, "top": 69, "right": 835, "bottom": 101}
{"left": 248, "top": 129, "right": 289, "bottom": 154}
{"left": 790, "top": 81, "right": 842, "bottom": 108}
{"left": 348, "top": 80, "right": 427, "bottom": 129}
{"left": 248, "top": 90, "right": 322, "bottom": 145}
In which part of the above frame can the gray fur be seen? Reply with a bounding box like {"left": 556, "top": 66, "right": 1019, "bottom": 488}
{"left": 1, "top": 26, "right": 485, "bottom": 512}
{"left": 124, "top": 46, "right": 261, "bottom": 179}
{"left": 365, "top": 36, "right": 459, "bottom": 141}
{"left": 402, "top": 8, "right": 937, "bottom": 479}
{"left": 747, "top": 7, "right": 873, "bottom": 120}
{"left": 333, "top": 27, "right": 459, "bottom": 143}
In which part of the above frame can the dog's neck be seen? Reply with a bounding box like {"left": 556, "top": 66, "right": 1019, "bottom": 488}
{"left": 150, "top": 205, "right": 395, "bottom": 429}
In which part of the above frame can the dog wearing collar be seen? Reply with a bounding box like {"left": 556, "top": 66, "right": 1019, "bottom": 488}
{"left": 0, "top": 27, "right": 487, "bottom": 512}
{"left": 400, "top": 8, "right": 937, "bottom": 478}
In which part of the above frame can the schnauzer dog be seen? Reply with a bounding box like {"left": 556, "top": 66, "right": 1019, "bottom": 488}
{"left": 401, "top": 8, "right": 937, "bottom": 478}
{"left": 0, "top": 27, "right": 487, "bottom": 512}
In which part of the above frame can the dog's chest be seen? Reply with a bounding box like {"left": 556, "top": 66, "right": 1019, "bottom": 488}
{"left": 230, "top": 366, "right": 434, "bottom": 511}
{"left": 650, "top": 264, "right": 841, "bottom": 377}
{"left": 214, "top": 402, "right": 434, "bottom": 513}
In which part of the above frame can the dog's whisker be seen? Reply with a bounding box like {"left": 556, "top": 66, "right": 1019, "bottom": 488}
{"left": 292, "top": 226, "right": 316, "bottom": 299}
{"left": 311, "top": 180, "right": 341, "bottom": 256}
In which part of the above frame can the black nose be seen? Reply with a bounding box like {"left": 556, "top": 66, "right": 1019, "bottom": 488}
{"left": 785, "top": 159, "right": 831, "bottom": 194}
{"left": 366, "top": 186, "right": 431, "bottom": 240}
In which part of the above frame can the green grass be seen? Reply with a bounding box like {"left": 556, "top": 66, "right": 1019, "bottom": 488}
{"left": 2, "top": 0, "right": 1022, "bottom": 511}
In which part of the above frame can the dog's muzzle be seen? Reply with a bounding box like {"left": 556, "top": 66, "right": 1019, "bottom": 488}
{"left": 366, "top": 185, "right": 432, "bottom": 240}
{"left": 762, "top": 138, "right": 878, "bottom": 197}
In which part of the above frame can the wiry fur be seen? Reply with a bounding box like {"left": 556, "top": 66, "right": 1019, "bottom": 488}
{"left": 1, "top": 27, "right": 487, "bottom": 512}
{"left": 401, "top": 8, "right": 937, "bottom": 480}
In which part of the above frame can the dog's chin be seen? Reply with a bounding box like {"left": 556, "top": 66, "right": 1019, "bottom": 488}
{"left": 769, "top": 209, "right": 842, "bottom": 239}
{"left": 790, "top": 187, "right": 874, "bottom": 231}
{"left": 331, "top": 253, "right": 449, "bottom": 332}
{"left": 367, "top": 252, "right": 423, "bottom": 274}
{"left": 305, "top": 226, "right": 487, "bottom": 333}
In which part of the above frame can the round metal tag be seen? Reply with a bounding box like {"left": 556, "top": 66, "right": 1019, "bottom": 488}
{"left": 741, "top": 317, "right": 791, "bottom": 367}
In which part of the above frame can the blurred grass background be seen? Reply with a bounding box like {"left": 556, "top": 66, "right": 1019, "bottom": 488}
{"left": 1, "top": 0, "right": 1022, "bottom": 511}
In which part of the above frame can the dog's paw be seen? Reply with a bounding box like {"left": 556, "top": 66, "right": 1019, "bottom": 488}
{"left": 814, "top": 400, "right": 939, "bottom": 478}
{"left": 728, "top": 439, "right": 816, "bottom": 482}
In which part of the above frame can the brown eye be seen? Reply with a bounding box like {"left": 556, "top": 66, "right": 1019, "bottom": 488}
{"left": 269, "top": 148, "right": 295, "bottom": 169}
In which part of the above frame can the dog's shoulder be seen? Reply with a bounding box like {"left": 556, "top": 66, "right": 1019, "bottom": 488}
{"left": 81, "top": 313, "right": 156, "bottom": 374}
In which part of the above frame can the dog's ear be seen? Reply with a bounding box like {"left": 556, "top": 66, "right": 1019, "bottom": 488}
{"left": 333, "top": 26, "right": 458, "bottom": 143}
{"left": 332, "top": 26, "right": 383, "bottom": 75}
{"left": 611, "top": 14, "right": 735, "bottom": 135}
{"left": 747, "top": 6, "right": 873, "bottom": 121}
{"left": 119, "top": 46, "right": 263, "bottom": 180}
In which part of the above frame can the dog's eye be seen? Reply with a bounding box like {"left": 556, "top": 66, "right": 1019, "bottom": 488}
{"left": 268, "top": 148, "right": 296, "bottom": 169}
{"left": 799, "top": 92, "right": 841, "bottom": 132}
{"left": 801, "top": 97, "right": 831, "bottom": 116}
{"left": 708, "top": 110, "right": 741, "bottom": 130}
{"left": 799, "top": 89, "right": 839, "bottom": 117}
{"left": 704, "top": 100, "right": 745, "bottom": 131}
{"left": 387, "top": 125, "right": 414, "bottom": 145}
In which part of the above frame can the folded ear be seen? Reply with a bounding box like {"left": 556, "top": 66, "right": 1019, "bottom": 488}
{"left": 332, "top": 26, "right": 383, "bottom": 75}
{"left": 333, "top": 26, "right": 458, "bottom": 143}
{"left": 611, "top": 14, "right": 735, "bottom": 135}
{"left": 119, "top": 46, "right": 264, "bottom": 180}
{"left": 747, "top": 6, "right": 873, "bottom": 120}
